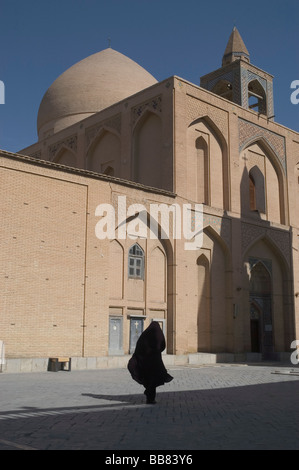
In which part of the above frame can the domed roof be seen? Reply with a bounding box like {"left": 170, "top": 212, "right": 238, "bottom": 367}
{"left": 37, "top": 48, "right": 157, "bottom": 139}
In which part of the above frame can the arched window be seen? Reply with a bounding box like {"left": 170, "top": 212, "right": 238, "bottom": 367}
{"left": 249, "top": 166, "right": 266, "bottom": 213}
{"left": 195, "top": 136, "right": 209, "bottom": 204}
{"left": 250, "top": 262, "right": 271, "bottom": 295}
{"left": 128, "top": 244, "right": 144, "bottom": 280}
{"left": 133, "top": 112, "right": 163, "bottom": 189}
{"left": 248, "top": 80, "right": 267, "bottom": 115}
{"left": 249, "top": 173, "right": 256, "bottom": 211}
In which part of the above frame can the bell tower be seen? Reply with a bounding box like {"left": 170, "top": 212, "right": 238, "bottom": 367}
{"left": 200, "top": 27, "right": 274, "bottom": 119}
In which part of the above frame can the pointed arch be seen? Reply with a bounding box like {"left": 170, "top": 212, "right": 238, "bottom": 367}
{"left": 204, "top": 224, "right": 232, "bottom": 269}
{"left": 244, "top": 233, "right": 289, "bottom": 275}
{"left": 249, "top": 165, "right": 266, "bottom": 213}
{"left": 248, "top": 79, "right": 267, "bottom": 115}
{"left": 242, "top": 138, "right": 287, "bottom": 225}
{"left": 120, "top": 210, "right": 175, "bottom": 353}
{"left": 249, "top": 260, "right": 272, "bottom": 295}
{"left": 86, "top": 127, "right": 121, "bottom": 176}
{"left": 132, "top": 107, "right": 162, "bottom": 133}
{"left": 148, "top": 245, "right": 166, "bottom": 303}
{"left": 133, "top": 110, "right": 163, "bottom": 188}
{"left": 188, "top": 115, "right": 230, "bottom": 210}
{"left": 86, "top": 126, "right": 120, "bottom": 155}
{"left": 109, "top": 239, "right": 124, "bottom": 299}
{"left": 242, "top": 136, "right": 285, "bottom": 178}
{"left": 53, "top": 145, "right": 77, "bottom": 167}
{"left": 197, "top": 253, "right": 211, "bottom": 352}
{"left": 201, "top": 225, "right": 233, "bottom": 352}
{"left": 128, "top": 243, "right": 145, "bottom": 280}
{"left": 243, "top": 235, "right": 294, "bottom": 354}
{"left": 195, "top": 135, "right": 209, "bottom": 204}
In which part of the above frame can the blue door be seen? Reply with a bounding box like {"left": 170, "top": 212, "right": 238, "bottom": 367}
{"left": 130, "top": 317, "right": 144, "bottom": 353}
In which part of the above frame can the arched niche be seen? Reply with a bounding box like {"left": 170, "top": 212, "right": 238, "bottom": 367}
{"left": 243, "top": 236, "right": 294, "bottom": 355}
{"left": 86, "top": 128, "right": 121, "bottom": 176}
{"left": 54, "top": 147, "right": 77, "bottom": 167}
{"left": 109, "top": 240, "right": 124, "bottom": 300}
{"left": 133, "top": 111, "right": 163, "bottom": 189}
{"left": 187, "top": 116, "right": 229, "bottom": 210}
{"left": 197, "top": 253, "right": 211, "bottom": 352}
{"left": 240, "top": 139, "right": 287, "bottom": 225}
{"left": 248, "top": 79, "right": 267, "bottom": 115}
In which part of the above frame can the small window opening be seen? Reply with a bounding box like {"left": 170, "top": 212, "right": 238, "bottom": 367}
{"left": 249, "top": 174, "right": 256, "bottom": 211}
{"left": 212, "top": 80, "right": 233, "bottom": 102}
{"left": 248, "top": 80, "right": 267, "bottom": 115}
{"left": 128, "top": 244, "right": 144, "bottom": 280}
{"left": 103, "top": 165, "right": 114, "bottom": 176}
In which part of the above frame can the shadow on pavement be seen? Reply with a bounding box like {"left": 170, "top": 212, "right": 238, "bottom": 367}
{"left": 0, "top": 379, "right": 299, "bottom": 450}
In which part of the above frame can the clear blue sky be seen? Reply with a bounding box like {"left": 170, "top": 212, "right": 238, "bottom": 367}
{"left": 0, "top": 0, "right": 298, "bottom": 153}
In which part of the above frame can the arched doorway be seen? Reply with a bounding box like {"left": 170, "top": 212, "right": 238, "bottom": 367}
{"left": 250, "top": 301, "right": 262, "bottom": 353}
{"left": 249, "top": 261, "right": 274, "bottom": 358}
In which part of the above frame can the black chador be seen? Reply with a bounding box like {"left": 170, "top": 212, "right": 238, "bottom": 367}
{"left": 127, "top": 321, "right": 173, "bottom": 404}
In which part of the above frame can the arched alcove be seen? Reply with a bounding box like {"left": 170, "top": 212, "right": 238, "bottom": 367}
{"left": 187, "top": 116, "right": 229, "bottom": 210}
{"left": 133, "top": 111, "right": 163, "bottom": 189}
{"left": 199, "top": 225, "right": 232, "bottom": 352}
{"left": 148, "top": 245, "right": 166, "bottom": 303}
{"left": 248, "top": 79, "right": 267, "bottom": 115}
{"left": 109, "top": 240, "right": 124, "bottom": 299}
{"left": 240, "top": 139, "right": 286, "bottom": 224}
{"left": 87, "top": 129, "right": 120, "bottom": 176}
{"left": 249, "top": 165, "right": 266, "bottom": 213}
{"left": 54, "top": 147, "right": 77, "bottom": 167}
{"left": 243, "top": 236, "right": 294, "bottom": 356}
{"left": 195, "top": 135, "right": 209, "bottom": 204}
{"left": 197, "top": 253, "right": 211, "bottom": 351}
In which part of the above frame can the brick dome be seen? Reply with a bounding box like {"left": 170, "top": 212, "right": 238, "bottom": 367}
{"left": 37, "top": 48, "right": 157, "bottom": 140}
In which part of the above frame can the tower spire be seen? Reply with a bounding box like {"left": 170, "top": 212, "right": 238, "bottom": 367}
{"left": 222, "top": 26, "right": 250, "bottom": 66}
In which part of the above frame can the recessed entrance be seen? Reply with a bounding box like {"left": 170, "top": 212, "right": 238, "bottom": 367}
{"left": 249, "top": 260, "right": 274, "bottom": 359}
{"left": 250, "top": 302, "right": 261, "bottom": 353}
{"left": 129, "top": 317, "right": 144, "bottom": 353}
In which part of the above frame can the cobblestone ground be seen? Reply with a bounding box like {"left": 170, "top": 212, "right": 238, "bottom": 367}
{"left": 0, "top": 363, "right": 298, "bottom": 451}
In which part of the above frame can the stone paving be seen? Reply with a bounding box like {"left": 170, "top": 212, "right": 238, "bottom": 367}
{"left": 0, "top": 363, "right": 299, "bottom": 451}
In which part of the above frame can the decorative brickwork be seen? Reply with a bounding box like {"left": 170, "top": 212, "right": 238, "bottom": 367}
{"left": 131, "top": 95, "right": 162, "bottom": 127}
{"left": 203, "top": 214, "right": 231, "bottom": 250}
{"left": 241, "top": 222, "right": 291, "bottom": 265}
{"left": 48, "top": 135, "right": 77, "bottom": 161}
{"left": 239, "top": 118, "right": 286, "bottom": 172}
{"left": 186, "top": 94, "right": 229, "bottom": 142}
{"left": 85, "top": 114, "right": 121, "bottom": 149}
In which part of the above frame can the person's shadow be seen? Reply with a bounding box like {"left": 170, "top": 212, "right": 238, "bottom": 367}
{"left": 81, "top": 392, "right": 146, "bottom": 405}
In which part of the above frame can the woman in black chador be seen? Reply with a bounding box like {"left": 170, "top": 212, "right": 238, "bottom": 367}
{"left": 127, "top": 321, "right": 173, "bottom": 404}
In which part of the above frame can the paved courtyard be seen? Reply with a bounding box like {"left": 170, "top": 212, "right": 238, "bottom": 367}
{"left": 0, "top": 362, "right": 299, "bottom": 451}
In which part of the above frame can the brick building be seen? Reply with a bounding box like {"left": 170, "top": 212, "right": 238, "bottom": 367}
{"left": 1, "top": 28, "right": 299, "bottom": 370}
